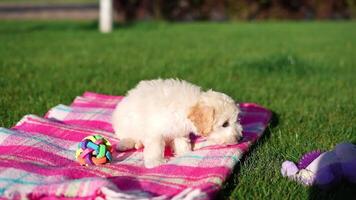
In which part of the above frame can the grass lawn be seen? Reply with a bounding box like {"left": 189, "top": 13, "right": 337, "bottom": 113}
{"left": 0, "top": 20, "right": 355, "bottom": 199}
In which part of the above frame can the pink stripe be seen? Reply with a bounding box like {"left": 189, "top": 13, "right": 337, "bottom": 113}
{"left": 45, "top": 105, "right": 114, "bottom": 120}
{"left": 3, "top": 153, "right": 54, "bottom": 166}
{"left": 0, "top": 146, "right": 75, "bottom": 165}
{"left": 234, "top": 142, "right": 250, "bottom": 153}
{"left": 196, "top": 141, "right": 251, "bottom": 153}
{"left": 13, "top": 117, "right": 118, "bottom": 143}
{"left": 63, "top": 120, "right": 114, "bottom": 132}
{"left": 83, "top": 92, "right": 124, "bottom": 101}
{"left": 13, "top": 122, "right": 88, "bottom": 142}
{"left": 22, "top": 116, "right": 117, "bottom": 141}
{"left": 71, "top": 102, "right": 117, "bottom": 109}
{"left": 71, "top": 97, "right": 120, "bottom": 109}
{"left": 0, "top": 159, "right": 104, "bottom": 178}
{"left": 0, "top": 156, "right": 129, "bottom": 179}
{"left": 0, "top": 146, "right": 120, "bottom": 178}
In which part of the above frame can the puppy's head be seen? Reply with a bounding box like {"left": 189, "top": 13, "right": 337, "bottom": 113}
{"left": 188, "top": 90, "right": 243, "bottom": 145}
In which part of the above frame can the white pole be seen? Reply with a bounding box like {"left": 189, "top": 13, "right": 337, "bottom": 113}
{"left": 99, "top": 0, "right": 113, "bottom": 33}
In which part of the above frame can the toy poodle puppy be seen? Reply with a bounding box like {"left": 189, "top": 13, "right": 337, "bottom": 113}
{"left": 112, "top": 79, "right": 242, "bottom": 168}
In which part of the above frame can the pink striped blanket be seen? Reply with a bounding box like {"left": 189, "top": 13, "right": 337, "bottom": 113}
{"left": 0, "top": 92, "right": 271, "bottom": 200}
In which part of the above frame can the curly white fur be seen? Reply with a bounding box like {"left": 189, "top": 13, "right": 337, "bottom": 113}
{"left": 112, "top": 79, "right": 242, "bottom": 168}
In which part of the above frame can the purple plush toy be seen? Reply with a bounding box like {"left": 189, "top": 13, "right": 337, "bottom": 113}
{"left": 281, "top": 142, "right": 356, "bottom": 188}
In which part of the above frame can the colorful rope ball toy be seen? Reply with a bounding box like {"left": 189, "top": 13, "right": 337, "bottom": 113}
{"left": 76, "top": 135, "right": 113, "bottom": 166}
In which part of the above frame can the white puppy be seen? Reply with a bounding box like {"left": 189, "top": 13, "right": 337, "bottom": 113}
{"left": 112, "top": 79, "right": 242, "bottom": 168}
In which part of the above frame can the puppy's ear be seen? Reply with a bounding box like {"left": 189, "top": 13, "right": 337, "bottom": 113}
{"left": 188, "top": 103, "right": 215, "bottom": 136}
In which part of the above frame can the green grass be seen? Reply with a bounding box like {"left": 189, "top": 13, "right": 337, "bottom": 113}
{"left": 0, "top": 20, "right": 355, "bottom": 199}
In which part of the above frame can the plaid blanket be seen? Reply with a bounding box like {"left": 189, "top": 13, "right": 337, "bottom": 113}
{"left": 0, "top": 91, "right": 271, "bottom": 200}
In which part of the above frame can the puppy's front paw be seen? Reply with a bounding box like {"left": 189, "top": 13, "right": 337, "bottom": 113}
{"left": 173, "top": 137, "right": 192, "bottom": 156}
{"left": 144, "top": 158, "right": 165, "bottom": 168}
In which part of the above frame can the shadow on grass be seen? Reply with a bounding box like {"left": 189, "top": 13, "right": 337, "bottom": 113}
{"left": 215, "top": 111, "right": 279, "bottom": 199}
{"left": 308, "top": 182, "right": 356, "bottom": 200}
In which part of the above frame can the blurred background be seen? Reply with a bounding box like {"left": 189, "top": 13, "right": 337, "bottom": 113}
{"left": 1, "top": 0, "right": 355, "bottom": 22}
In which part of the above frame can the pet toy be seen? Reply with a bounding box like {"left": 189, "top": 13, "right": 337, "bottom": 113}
{"left": 76, "top": 135, "right": 113, "bottom": 166}
{"left": 281, "top": 142, "right": 356, "bottom": 188}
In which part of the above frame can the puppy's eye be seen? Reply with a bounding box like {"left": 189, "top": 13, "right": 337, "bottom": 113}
{"left": 222, "top": 121, "right": 229, "bottom": 128}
